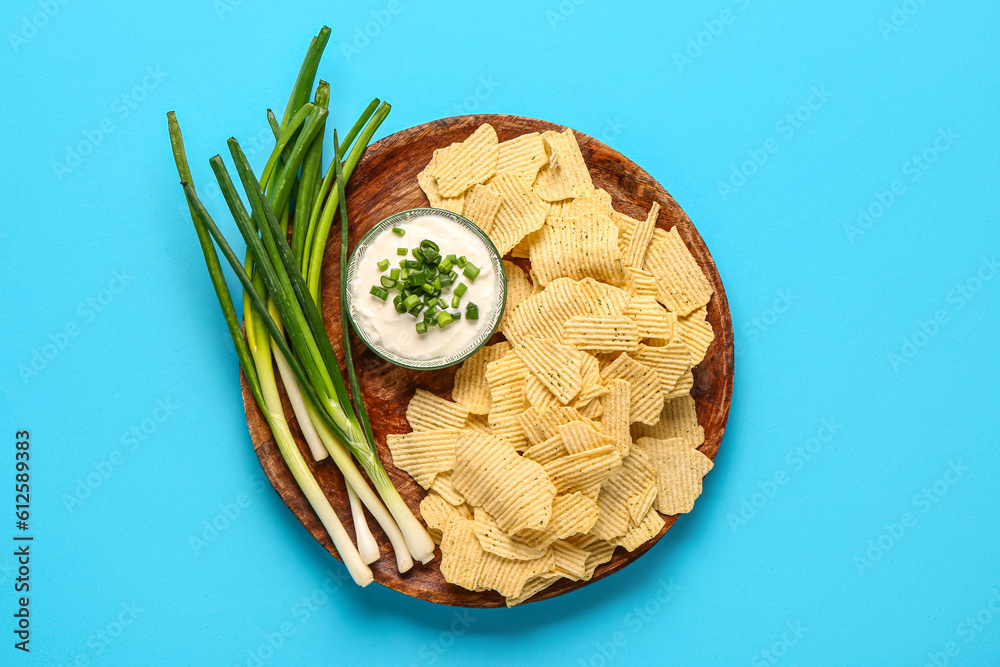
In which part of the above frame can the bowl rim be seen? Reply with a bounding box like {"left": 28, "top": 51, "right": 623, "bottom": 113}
{"left": 344, "top": 207, "right": 507, "bottom": 370}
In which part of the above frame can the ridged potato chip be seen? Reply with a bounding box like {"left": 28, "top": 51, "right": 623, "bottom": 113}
{"left": 517, "top": 405, "right": 599, "bottom": 447}
{"left": 558, "top": 188, "right": 613, "bottom": 218}
{"left": 513, "top": 336, "right": 584, "bottom": 405}
{"left": 385, "top": 428, "right": 460, "bottom": 489}
{"left": 452, "top": 341, "right": 512, "bottom": 415}
{"left": 563, "top": 314, "right": 641, "bottom": 352}
{"left": 476, "top": 548, "right": 556, "bottom": 598}
{"left": 624, "top": 295, "right": 675, "bottom": 340}
{"left": 522, "top": 433, "right": 568, "bottom": 465}
{"left": 599, "top": 354, "right": 664, "bottom": 425}
{"left": 532, "top": 128, "right": 595, "bottom": 201}
{"left": 462, "top": 183, "right": 502, "bottom": 234}
{"left": 631, "top": 395, "right": 705, "bottom": 445}
{"left": 406, "top": 388, "right": 470, "bottom": 431}
{"left": 623, "top": 202, "right": 660, "bottom": 269}
{"left": 452, "top": 430, "right": 556, "bottom": 534}
{"left": 464, "top": 414, "right": 492, "bottom": 434}
{"left": 543, "top": 445, "right": 622, "bottom": 494}
{"left": 488, "top": 173, "right": 549, "bottom": 256}
{"left": 623, "top": 266, "right": 659, "bottom": 298}
{"left": 434, "top": 123, "right": 499, "bottom": 197}
{"left": 439, "top": 517, "right": 483, "bottom": 590}
{"left": 567, "top": 534, "right": 617, "bottom": 579}
{"left": 613, "top": 507, "right": 666, "bottom": 551}
{"left": 431, "top": 471, "right": 466, "bottom": 506}
{"left": 529, "top": 213, "right": 625, "bottom": 287}
{"left": 676, "top": 305, "right": 714, "bottom": 365}
{"left": 520, "top": 491, "right": 601, "bottom": 548}
{"left": 644, "top": 227, "right": 713, "bottom": 316}
{"left": 495, "top": 132, "right": 548, "bottom": 183}
{"left": 551, "top": 539, "right": 590, "bottom": 580}
{"left": 600, "top": 379, "right": 631, "bottom": 456}
{"left": 635, "top": 436, "right": 713, "bottom": 515}
{"left": 420, "top": 491, "right": 473, "bottom": 543}
{"left": 485, "top": 351, "right": 530, "bottom": 448}
{"left": 524, "top": 373, "right": 560, "bottom": 409}
{"left": 589, "top": 447, "right": 657, "bottom": 540}
{"left": 505, "top": 574, "right": 561, "bottom": 607}
{"left": 632, "top": 342, "right": 691, "bottom": 395}
{"left": 500, "top": 260, "right": 533, "bottom": 333}
{"left": 664, "top": 369, "right": 694, "bottom": 399}
{"left": 558, "top": 420, "right": 614, "bottom": 454}
{"left": 472, "top": 509, "right": 551, "bottom": 560}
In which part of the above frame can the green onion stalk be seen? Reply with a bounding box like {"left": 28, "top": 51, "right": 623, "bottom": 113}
{"left": 167, "top": 27, "right": 434, "bottom": 579}
{"left": 166, "top": 112, "right": 373, "bottom": 587}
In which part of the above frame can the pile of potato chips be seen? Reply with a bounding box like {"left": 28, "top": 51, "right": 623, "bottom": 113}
{"left": 387, "top": 123, "right": 716, "bottom": 606}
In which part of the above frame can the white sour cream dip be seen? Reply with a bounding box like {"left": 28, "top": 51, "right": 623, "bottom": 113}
{"left": 349, "top": 212, "right": 500, "bottom": 362}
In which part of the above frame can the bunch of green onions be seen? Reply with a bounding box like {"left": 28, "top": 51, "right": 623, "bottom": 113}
{"left": 166, "top": 27, "right": 433, "bottom": 586}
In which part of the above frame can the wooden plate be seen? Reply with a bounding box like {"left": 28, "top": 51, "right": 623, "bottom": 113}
{"left": 241, "top": 114, "right": 734, "bottom": 607}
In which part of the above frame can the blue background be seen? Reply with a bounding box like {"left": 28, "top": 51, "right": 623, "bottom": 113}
{"left": 1, "top": 1, "right": 998, "bottom": 665}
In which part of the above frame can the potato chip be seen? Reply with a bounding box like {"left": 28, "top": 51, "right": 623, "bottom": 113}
{"left": 578, "top": 277, "right": 630, "bottom": 313}
{"left": 624, "top": 295, "right": 675, "bottom": 340}
{"left": 532, "top": 128, "right": 595, "bottom": 201}
{"left": 385, "top": 428, "right": 460, "bottom": 489}
{"left": 524, "top": 373, "right": 560, "bottom": 409}
{"left": 599, "top": 354, "right": 664, "bottom": 425}
{"left": 575, "top": 383, "right": 608, "bottom": 405}
{"left": 574, "top": 396, "right": 603, "bottom": 420}
{"left": 503, "top": 278, "right": 589, "bottom": 343}
{"left": 406, "top": 388, "right": 470, "bottom": 431}
{"left": 419, "top": 491, "right": 473, "bottom": 543}
{"left": 558, "top": 188, "right": 613, "bottom": 218}
{"left": 434, "top": 124, "right": 499, "bottom": 197}
{"left": 472, "top": 509, "right": 551, "bottom": 560}
{"left": 452, "top": 430, "right": 556, "bottom": 534}
{"left": 664, "top": 369, "right": 694, "bottom": 399}
{"left": 631, "top": 395, "right": 704, "bottom": 445}
{"left": 464, "top": 414, "right": 492, "bottom": 434}
{"left": 551, "top": 539, "right": 590, "bottom": 580}
{"left": 628, "top": 479, "right": 659, "bottom": 524}
{"left": 600, "top": 379, "right": 631, "bottom": 456}
{"left": 517, "top": 405, "right": 599, "bottom": 447}
{"left": 505, "top": 574, "right": 561, "bottom": 607}
{"left": 430, "top": 471, "right": 466, "bottom": 506}
{"left": 613, "top": 507, "right": 666, "bottom": 551}
{"left": 623, "top": 266, "right": 659, "bottom": 298}
{"left": 501, "top": 260, "right": 533, "bottom": 331}
{"left": 589, "top": 447, "right": 657, "bottom": 539}
{"left": 476, "top": 548, "right": 556, "bottom": 598}
{"left": 529, "top": 212, "right": 625, "bottom": 286}
{"left": 623, "top": 201, "right": 660, "bottom": 269}
{"left": 543, "top": 445, "right": 622, "bottom": 494}
{"left": 636, "top": 436, "right": 713, "bottom": 515}
{"left": 485, "top": 352, "right": 529, "bottom": 448}
{"left": 513, "top": 336, "right": 584, "bottom": 405}
{"left": 439, "top": 517, "right": 483, "bottom": 590}
{"left": 462, "top": 183, "right": 502, "bottom": 234}
{"left": 632, "top": 341, "right": 691, "bottom": 395}
{"left": 643, "top": 227, "right": 713, "bottom": 316}
{"left": 452, "top": 341, "right": 512, "bottom": 415}
{"left": 488, "top": 173, "right": 549, "bottom": 256}
{"left": 566, "top": 534, "right": 617, "bottom": 579}
{"left": 558, "top": 420, "right": 614, "bottom": 454}
{"left": 522, "top": 433, "right": 568, "bottom": 465}
{"left": 417, "top": 148, "right": 448, "bottom": 205}
{"left": 495, "top": 132, "right": 548, "bottom": 183}
{"left": 563, "top": 314, "right": 641, "bottom": 353}
{"left": 676, "top": 305, "right": 714, "bottom": 365}
{"left": 520, "top": 491, "right": 601, "bottom": 547}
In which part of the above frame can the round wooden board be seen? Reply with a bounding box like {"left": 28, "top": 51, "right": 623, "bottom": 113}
{"left": 241, "top": 114, "right": 734, "bottom": 607}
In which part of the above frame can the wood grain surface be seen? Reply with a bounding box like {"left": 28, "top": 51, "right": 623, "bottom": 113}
{"left": 240, "top": 114, "right": 734, "bottom": 607}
